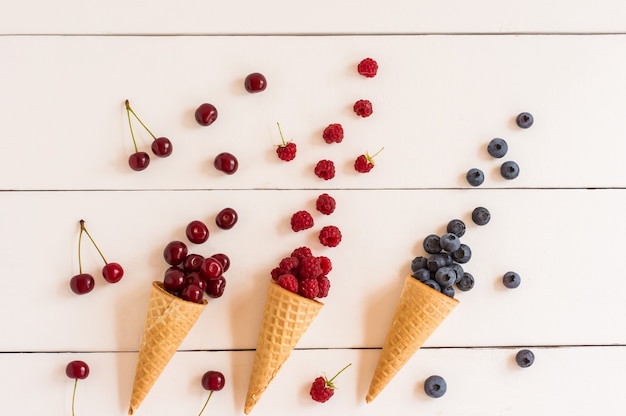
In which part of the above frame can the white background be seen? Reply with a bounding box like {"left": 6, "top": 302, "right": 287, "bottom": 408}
{"left": 2, "top": 2, "right": 626, "bottom": 415}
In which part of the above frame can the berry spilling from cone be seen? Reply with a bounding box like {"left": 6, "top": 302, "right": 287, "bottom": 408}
{"left": 271, "top": 247, "right": 333, "bottom": 300}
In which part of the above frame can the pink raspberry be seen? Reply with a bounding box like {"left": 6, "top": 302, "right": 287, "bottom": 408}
{"left": 315, "top": 193, "right": 336, "bottom": 215}
{"left": 291, "top": 210, "right": 314, "bottom": 232}
{"left": 298, "top": 277, "right": 319, "bottom": 299}
{"left": 310, "top": 376, "right": 334, "bottom": 403}
{"left": 357, "top": 57, "right": 378, "bottom": 78}
{"left": 322, "top": 123, "right": 344, "bottom": 144}
{"left": 279, "top": 256, "right": 299, "bottom": 273}
{"left": 291, "top": 246, "right": 313, "bottom": 261}
{"left": 319, "top": 225, "right": 342, "bottom": 247}
{"left": 317, "top": 275, "right": 330, "bottom": 298}
{"left": 270, "top": 267, "right": 281, "bottom": 281}
{"left": 277, "top": 273, "right": 298, "bottom": 293}
{"left": 299, "top": 256, "right": 323, "bottom": 279}
{"left": 314, "top": 160, "right": 335, "bottom": 180}
{"left": 276, "top": 142, "right": 297, "bottom": 162}
{"left": 353, "top": 99, "right": 373, "bottom": 118}
{"left": 355, "top": 148, "right": 383, "bottom": 173}
{"left": 318, "top": 256, "right": 332, "bottom": 275}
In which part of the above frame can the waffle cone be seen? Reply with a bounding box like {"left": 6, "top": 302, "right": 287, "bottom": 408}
{"left": 128, "top": 281, "right": 207, "bottom": 415}
{"left": 366, "top": 275, "right": 458, "bottom": 403}
{"left": 244, "top": 281, "right": 323, "bottom": 414}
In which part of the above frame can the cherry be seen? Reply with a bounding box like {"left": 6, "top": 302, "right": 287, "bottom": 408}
{"left": 151, "top": 137, "right": 173, "bottom": 157}
{"left": 181, "top": 284, "right": 204, "bottom": 303}
{"left": 70, "top": 273, "right": 95, "bottom": 295}
{"left": 215, "top": 207, "right": 238, "bottom": 230}
{"left": 79, "top": 220, "right": 124, "bottom": 284}
{"left": 211, "top": 253, "right": 230, "bottom": 272}
{"left": 186, "top": 220, "right": 209, "bottom": 244}
{"left": 205, "top": 276, "right": 226, "bottom": 298}
{"left": 66, "top": 360, "right": 90, "bottom": 416}
{"left": 198, "top": 370, "right": 225, "bottom": 416}
{"left": 183, "top": 254, "right": 205, "bottom": 273}
{"left": 128, "top": 151, "right": 150, "bottom": 171}
{"left": 244, "top": 72, "right": 267, "bottom": 93}
{"left": 163, "top": 240, "right": 188, "bottom": 266}
{"left": 213, "top": 152, "right": 238, "bottom": 174}
{"left": 163, "top": 267, "right": 186, "bottom": 292}
{"left": 186, "top": 272, "right": 207, "bottom": 291}
{"left": 195, "top": 103, "right": 218, "bottom": 126}
{"left": 200, "top": 257, "right": 223, "bottom": 280}
{"left": 125, "top": 100, "right": 173, "bottom": 160}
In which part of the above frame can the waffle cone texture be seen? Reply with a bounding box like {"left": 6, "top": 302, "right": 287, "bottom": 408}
{"left": 366, "top": 275, "right": 458, "bottom": 403}
{"left": 244, "top": 281, "right": 323, "bottom": 414}
{"left": 128, "top": 281, "right": 207, "bottom": 415}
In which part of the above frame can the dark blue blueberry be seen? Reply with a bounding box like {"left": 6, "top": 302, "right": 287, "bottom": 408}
{"left": 503, "top": 271, "right": 521, "bottom": 289}
{"left": 411, "top": 268, "right": 431, "bottom": 282}
{"left": 471, "top": 206, "right": 490, "bottom": 226}
{"left": 456, "top": 272, "right": 475, "bottom": 291}
{"left": 516, "top": 112, "right": 534, "bottom": 129}
{"left": 500, "top": 161, "right": 520, "bottom": 180}
{"left": 440, "top": 233, "right": 461, "bottom": 253}
{"left": 446, "top": 219, "right": 466, "bottom": 237}
{"left": 423, "top": 234, "right": 442, "bottom": 254}
{"left": 411, "top": 256, "right": 428, "bottom": 272}
{"left": 487, "top": 138, "right": 508, "bottom": 158}
{"left": 422, "top": 279, "right": 441, "bottom": 292}
{"left": 466, "top": 168, "right": 484, "bottom": 187}
{"left": 441, "top": 285, "right": 455, "bottom": 298}
{"left": 427, "top": 254, "right": 448, "bottom": 272}
{"left": 515, "top": 349, "right": 535, "bottom": 368}
{"left": 435, "top": 266, "right": 457, "bottom": 287}
{"left": 450, "top": 263, "right": 464, "bottom": 283}
{"left": 452, "top": 243, "right": 472, "bottom": 264}
{"left": 424, "top": 375, "right": 447, "bottom": 398}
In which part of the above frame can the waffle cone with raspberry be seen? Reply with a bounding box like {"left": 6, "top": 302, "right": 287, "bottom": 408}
{"left": 128, "top": 281, "right": 207, "bottom": 415}
{"left": 366, "top": 275, "right": 458, "bottom": 403}
{"left": 244, "top": 280, "right": 323, "bottom": 414}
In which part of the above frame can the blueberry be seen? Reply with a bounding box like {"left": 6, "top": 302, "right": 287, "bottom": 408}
{"left": 452, "top": 243, "right": 472, "bottom": 264}
{"left": 446, "top": 219, "right": 466, "bottom": 237}
{"left": 424, "top": 375, "right": 447, "bottom": 398}
{"left": 516, "top": 112, "right": 534, "bottom": 129}
{"left": 422, "top": 279, "right": 441, "bottom": 292}
{"left": 440, "top": 233, "right": 461, "bottom": 253}
{"left": 441, "top": 285, "right": 455, "bottom": 298}
{"left": 450, "top": 263, "right": 464, "bottom": 283}
{"left": 500, "top": 161, "right": 520, "bottom": 180}
{"left": 466, "top": 168, "right": 484, "bottom": 187}
{"left": 487, "top": 138, "right": 508, "bottom": 158}
{"left": 411, "top": 256, "right": 428, "bottom": 272}
{"left": 515, "top": 349, "right": 535, "bottom": 368}
{"left": 435, "top": 266, "right": 457, "bottom": 287}
{"left": 471, "top": 207, "right": 491, "bottom": 226}
{"left": 423, "top": 234, "right": 442, "bottom": 254}
{"left": 411, "top": 268, "right": 431, "bottom": 282}
{"left": 456, "top": 272, "right": 475, "bottom": 291}
{"left": 427, "top": 254, "right": 448, "bottom": 272}
{"left": 503, "top": 271, "right": 521, "bottom": 289}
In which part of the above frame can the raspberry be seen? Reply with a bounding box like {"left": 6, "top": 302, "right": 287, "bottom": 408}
{"left": 298, "top": 277, "right": 319, "bottom": 299}
{"left": 279, "top": 256, "right": 299, "bottom": 273}
{"left": 315, "top": 193, "right": 336, "bottom": 215}
{"left": 319, "top": 225, "right": 342, "bottom": 247}
{"left": 317, "top": 275, "right": 330, "bottom": 298}
{"left": 276, "top": 142, "right": 297, "bottom": 162}
{"left": 277, "top": 273, "right": 298, "bottom": 293}
{"left": 290, "top": 210, "right": 314, "bottom": 232}
{"left": 318, "top": 256, "right": 332, "bottom": 275}
{"left": 354, "top": 148, "right": 384, "bottom": 173}
{"left": 357, "top": 57, "right": 378, "bottom": 78}
{"left": 314, "top": 160, "right": 335, "bottom": 180}
{"left": 291, "top": 246, "right": 313, "bottom": 261}
{"left": 270, "top": 267, "right": 281, "bottom": 281}
{"left": 310, "top": 376, "right": 334, "bottom": 403}
{"left": 299, "top": 256, "right": 323, "bottom": 279}
{"left": 322, "top": 123, "right": 344, "bottom": 144}
{"left": 353, "top": 99, "right": 373, "bottom": 118}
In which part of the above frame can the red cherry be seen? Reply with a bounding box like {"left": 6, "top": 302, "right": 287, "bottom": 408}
{"left": 186, "top": 220, "right": 209, "bottom": 244}
{"left": 66, "top": 360, "right": 90, "bottom": 379}
{"left": 186, "top": 272, "right": 207, "bottom": 291}
{"left": 70, "top": 273, "right": 95, "bottom": 295}
{"left": 183, "top": 254, "right": 205, "bottom": 273}
{"left": 181, "top": 284, "right": 204, "bottom": 303}
{"left": 195, "top": 103, "right": 218, "bottom": 126}
{"left": 213, "top": 152, "right": 238, "bottom": 174}
{"left": 102, "top": 262, "right": 124, "bottom": 283}
{"left": 202, "top": 370, "right": 226, "bottom": 391}
{"left": 215, "top": 207, "right": 238, "bottom": 230}
{"left": 125, "top": 100, "right": 169, "bottom": 169}
{"left": 244, "top": 72, "right": 267, "bottom": 93}
{"left": 205, "top": 276, "right": 226, "bottom": 298}
{"left": 128, "top": 151, "right": 150, "bottom": 171}
{"left": 163, "top": 240, "right": 188, "bottom": 266}
{"left": 151, "top": 137, "right": 173, "bottom": 157}
{"left": 200, "top": 257, "right": 223, "bottom": 280}
{"left": 163, "top": 267, "right": 186, "bottom": 292}
{"left": 211, "top": 253, "right": 230, "bottom": 272}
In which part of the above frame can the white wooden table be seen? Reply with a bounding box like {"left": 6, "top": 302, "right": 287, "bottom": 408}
{"left": 2, "top": 2, "right": 626, "bottom": 415}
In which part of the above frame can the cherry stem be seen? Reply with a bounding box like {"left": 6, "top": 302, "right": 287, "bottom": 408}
{"left": 276, "top": 122, "right": 287, "bottom": 146}
{"left": 71, "top": 378, "right": 78, "bottom": 416}
{"left": 327, "top": 362, "right": 352, "bottom": 385}
{"left": 125, "top": 99, "right": 158, "bottom": 140}
{"left": 197, "top": 390, "right": 213, "bottom": 416}
{"left": 125, "top": 100, "right": 140, "bottom": 152}
{"left": 80, "top": 220, "right": 109, "bottom": 265}
{"left": 77, "top": 221, "right": 85, "bottom": 274}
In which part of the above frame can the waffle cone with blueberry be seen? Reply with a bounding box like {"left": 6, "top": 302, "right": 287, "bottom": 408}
{"left": 244, "top": 280, "right": 323, "bottom": 414}
{"left": 128, "top": 281, "right": 207, "bottom": 415}
{"left": 366, "top": 275, "right": 458, "bottom": 403}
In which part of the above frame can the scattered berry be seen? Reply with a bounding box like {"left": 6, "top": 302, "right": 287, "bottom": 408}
{"left": 319, "top": 225, "right": 342, "bottom": 247}
{"left": 186, "top": 220, "right": 209, "bottom": 244}
{"left": 500, "top": 161, "right": 520, "bottom": 180}
{"left": 244, "top": 72, "right": 267, "bottom": 93}
{"left": 317, "top": 275, "right": 331, "bottom": 298}
{"left": 353, "top": 99, "right": 373, "bottom": 117}
{"left": 214, "top": 152, "right": 238, "bottom": 174}
{"left": 298, "top": 277, "right": 320, "bottom": 299}
{"left": 466, "top": 168, "right": 485, "bottom": 187}
{"left": 471, "top": 207, "right": 491, "bottom": 226}
{"left": 216, "top": 207, "right": 238, "bottom": 230}
{"left": 70, "top": 273, "right": 95, "bottom": 295}
{"left": 357, "top": 58, "right": 378, "bottom": 78}
{"left": 502, "top": 271, "right": 521, "bottom": 289}
{"left": 354, "top": 147, "right": 384, "bottom": 173}
{"left": 275, "top": 122, "right": 297, "bottom": 162}
{"left": 290, "top": 210, "right": 314, "bottom": 232}
{"left": 446, "top": 219, "right": 466, "bottom": 238}
{"left": 424, "top": 375, "right": 447, "bottom": 398}
{"left": 423, "top": 234, "right": 442, "bottom": 254}
{"left": 195, "top": 103, "right": 218, "bottom": 126}
{"left": 515, "top": 349, "right": 535, "bottom": 368}
{"left": 163, "top": 240, "right": 188, "bottom": 266}
{"left": 314, "top": 160, "right": 336, "bottom": 180}
{"left": 277, "top": 273, "right": 299, "bottom": 293}
{"left": 198, "top": 370, "right": 225, "bottom": 416}
{"left": 487, "top": 138, "right": 508, "bottom": 158}
{"left": 66, "top": 360, "right": 90, "bottom": 416}
{"left": 322, "top": 123, "right": 344, "bottom": 144}
{"left": 516, "top": 112, "right": 534, "bottom": 129}
{"left": 456, "top": 272, "right": 475, "bottom": 291}
{"left": 309, "top": 363, "right": 352, "bottom": 403}
{"left": 124, "top": 100, "right": 174, "bottom": 170}
{"left": 316, "top": 193, "right": 336, "bottom": 215}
